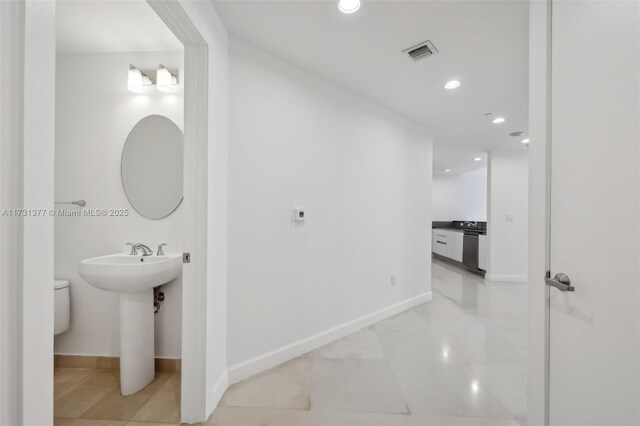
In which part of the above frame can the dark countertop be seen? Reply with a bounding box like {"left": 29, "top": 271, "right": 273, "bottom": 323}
{"left": 432, "top": 227, "right": 487, "bottom": 236}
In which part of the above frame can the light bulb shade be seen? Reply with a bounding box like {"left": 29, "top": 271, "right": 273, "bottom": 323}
{"left": 157, "top": 66, "right": 172, "bottom": 92}
{"left": 339, "top": 0, "right": 360, "bottom": 14}
{"left": 127, "top": 67, "right": 143, "bottom": 93}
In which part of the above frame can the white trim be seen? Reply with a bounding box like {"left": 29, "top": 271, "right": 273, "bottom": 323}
{"left": 0, "top": 3, "right": 26, "bottom": 424}
{"left": 209, "top": 370, "right": 229, "bottom": 410}
{"left": 227, "top": 292, "right": 433, "bottom": 384}
{"left": 527, "top": 1, "right": 552, "bottom": 424}
{"left": 485, "top": 274, "right": 528, "bottom": 283}
{"left": 145, "top": 1, "right": 210, "bottom": 423}
{"left": 22, "top": 1, "right": 56, "bottom": 423}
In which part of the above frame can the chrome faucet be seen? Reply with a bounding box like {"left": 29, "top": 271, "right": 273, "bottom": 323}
{"left": 126, "top": 242, "right": 153, "bottom": 256}
{"left": 464, "top": 221, "right": 477, "bottom": 229}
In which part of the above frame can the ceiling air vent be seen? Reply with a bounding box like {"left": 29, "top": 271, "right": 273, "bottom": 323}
{"left": 403, "top": 40, "right": 438, "bottom": 62}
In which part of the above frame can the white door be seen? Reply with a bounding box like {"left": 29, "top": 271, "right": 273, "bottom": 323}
{"left": 549, "top": 1, "right": 640, "bottom": 424}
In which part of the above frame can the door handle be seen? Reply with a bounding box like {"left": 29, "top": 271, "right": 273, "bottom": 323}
{"left": 545, "top": 271, "right": 575, "bottom": 292}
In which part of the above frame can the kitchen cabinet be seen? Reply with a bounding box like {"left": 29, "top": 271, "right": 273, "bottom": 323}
{"left": 432, "top": 229, "right": 448, "bottom": 257}
{"left": 432, "top": 228, "right": 463, "bottom": 261}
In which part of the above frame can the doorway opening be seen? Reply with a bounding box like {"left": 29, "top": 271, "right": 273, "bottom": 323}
{"left": 53, "top": 1, "right": 185, "bottom": 423}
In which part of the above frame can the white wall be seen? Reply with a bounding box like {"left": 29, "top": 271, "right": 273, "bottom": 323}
{"left": 487, "top": 150, "right": 529, "bottom": 282}
{"left": 432, "top": 168, "right": 487, "bottom": 221}
{"left": 54, "top": 51, "right": 184, "bottom": 359}
{"left": 227, "top": 39, "right": 433, "bottom": 372}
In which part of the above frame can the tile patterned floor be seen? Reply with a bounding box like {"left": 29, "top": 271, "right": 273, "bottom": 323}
{"left": 55, "top": 260, "right": 527, "bottom": 426}
{"left": 206, "top": 260, "right": 527, "bottom": 425}
{"left": 54, "top": 368, "right": 181, "bottom": 426}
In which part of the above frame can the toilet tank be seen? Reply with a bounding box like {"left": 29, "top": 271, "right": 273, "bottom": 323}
{"left": 54, "top": 280, "right": 70, "bottom": 335}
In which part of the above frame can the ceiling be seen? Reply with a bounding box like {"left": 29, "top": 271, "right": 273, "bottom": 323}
{"left": 56, "top": 0, "right": 182, "bottom": 54}
{"left": 212, "top": 0, "right": 529, "bottom": 176}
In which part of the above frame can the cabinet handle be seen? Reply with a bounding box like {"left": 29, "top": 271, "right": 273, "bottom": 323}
{"left": 437, "top": 241, "right": 446, "bottom": 245}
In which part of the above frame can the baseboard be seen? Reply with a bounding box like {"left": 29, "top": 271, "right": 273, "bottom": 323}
{"left": 485, "top": 274, "right": 528, "bottom": 283}
{"left": 53, "top": 354, "right": 181, "bottom": 372}
{"left": 207, "top": 370, "right": 229, "bottom": 417}
{"left": 227, "top": 291, "right": 433, "bottom": 384}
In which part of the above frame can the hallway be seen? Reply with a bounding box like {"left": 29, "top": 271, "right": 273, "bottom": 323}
{"left": 208, "top": 260, "right": 527, "bottom": 425}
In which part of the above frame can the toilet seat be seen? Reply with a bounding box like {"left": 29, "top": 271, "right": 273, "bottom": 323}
{"left": 54, "top": 279, "right": 69, "bottom": 290}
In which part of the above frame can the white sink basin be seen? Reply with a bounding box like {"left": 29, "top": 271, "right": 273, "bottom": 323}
{"left": 78, "top": 252, "right": 182, "bottom": 395}
{"left": 79, "top": 253, "right": 182, "bottom": 293}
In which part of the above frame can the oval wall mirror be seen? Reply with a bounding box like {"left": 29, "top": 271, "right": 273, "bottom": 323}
{"left": 121, "top": 115, "right": 184, "bottom": 220}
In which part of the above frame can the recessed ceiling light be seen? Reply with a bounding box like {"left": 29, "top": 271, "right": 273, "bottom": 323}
{"left": 521, "top": 138, "right": 530, "bottom": 144}
{"left": 445, "top": 169, "right": 451, "bottom": 173}
{"left": 492, "top": 117, "right": 506, "bottom": 124}
{"left": 339, "top": 0, "right": 361, "bottom": 14}
{"left": 444, "top": 80, "right": 461, "bottom": 90}
{"left": 473, "top": 157, "right": 481, "bottom": 162}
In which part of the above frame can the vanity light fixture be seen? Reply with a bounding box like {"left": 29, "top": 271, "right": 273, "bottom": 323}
{"left": 491, "top": 116, "right": 506, "bottom": 124}
{"left": 473, "top": 157, "right": 482, "bottom": 162}
{"left": 339, "top": 0, "right": 361, "bottom": 14}
{"left": 521, "top": 138, "right": 530, "bottom": 144}
{"left": 444, "top": 80, "right": 461, "bottom": 90}
{"left": 445, "top": 169, "right": 451, "bottom": 173}
{"left": 157, "top": 65, "right": 178, "bottom": 93}
{"left": 127, "top": 65, "right": 152, "bottom": 93}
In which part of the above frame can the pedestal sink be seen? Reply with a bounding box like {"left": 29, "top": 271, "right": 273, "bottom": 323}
{"left": 79, "top": 253, "right": 182, "bottom": 395}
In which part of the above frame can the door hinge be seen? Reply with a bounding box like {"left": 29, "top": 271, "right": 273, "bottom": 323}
{"left": 183, "top": 252, "right": 191, "bottom": 264}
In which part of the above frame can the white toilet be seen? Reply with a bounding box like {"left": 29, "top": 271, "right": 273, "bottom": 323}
{"left": 54, "top": 279, "right": 70, "bottom": 335}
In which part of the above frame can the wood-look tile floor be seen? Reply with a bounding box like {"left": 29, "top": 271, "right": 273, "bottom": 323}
{"left": 54, "top": 368, "right": 184, "bottom": 426}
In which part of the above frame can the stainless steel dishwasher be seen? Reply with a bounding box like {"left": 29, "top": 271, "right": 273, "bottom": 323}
{"left": 462, "top": 232, "right": 479, "bottom": 271}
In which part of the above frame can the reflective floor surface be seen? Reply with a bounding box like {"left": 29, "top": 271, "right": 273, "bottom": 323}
{"left": 208, "top": 259, "right": 528, "bottom": 425}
